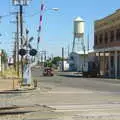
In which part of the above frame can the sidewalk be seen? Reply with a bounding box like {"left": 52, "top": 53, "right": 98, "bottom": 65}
{"left": 0, "top": 77, "right": 35, "bottom": 93}
{"left": 0, "top": 68, "right": 20, "bottom": 91}
{"left": 0, "top": 67, "right": 36, "bottom": 92}
{"left": 0, "top": 78, "right": 19, "bottom": 91}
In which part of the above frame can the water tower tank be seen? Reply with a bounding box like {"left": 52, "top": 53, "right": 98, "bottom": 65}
{"left": 74, "top": 17, "right": 84, "bottom": 38}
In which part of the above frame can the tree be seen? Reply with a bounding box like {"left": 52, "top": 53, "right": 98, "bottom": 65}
{"left": 44, "top": 60, "right": 52, "bottom": 67}
{"left": 51, "top": 56, "right": 62, "bottom": 66}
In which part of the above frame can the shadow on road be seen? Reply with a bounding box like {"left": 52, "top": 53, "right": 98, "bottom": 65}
{"left": 58, "top": 74, "right": 82, "bottom": 78}
{"left": 0, "top": 90, "right": 28, "bottom": 94}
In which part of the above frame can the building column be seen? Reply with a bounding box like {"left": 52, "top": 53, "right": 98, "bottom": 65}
{"left": 118, "top": 52, "right": 120, "bottom": 77}
{"left": 114, "top": 51, "right": 118, "bottom": 79}
{"left": 103, "top": 51, "right": 105, "bottom": 76}
{"left": 98, "top": 52, "right": 100, "bottom": 76}
{"left": 114, "top": 30, "right": 117, "bottom": 41}
{"left": 108, "top": 52, "right": 111, "bottom": 77}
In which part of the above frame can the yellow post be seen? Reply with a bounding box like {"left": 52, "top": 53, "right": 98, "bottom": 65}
{"left": 13, "top": 79, "right": 15, "bottom": 89}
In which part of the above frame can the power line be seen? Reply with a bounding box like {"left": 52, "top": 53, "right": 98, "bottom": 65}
{"left": 25, "top": 11, "right": 40, "bottom": 17}
{"left": 0, "top": 10, "right": 42, "bottom": 20}
{"left": 0, "top": 14, "right": 11, "bottom": 18}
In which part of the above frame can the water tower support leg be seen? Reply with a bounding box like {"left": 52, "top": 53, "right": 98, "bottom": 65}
{"left": 72, "top": 37, "right": 75, "bottom": 52}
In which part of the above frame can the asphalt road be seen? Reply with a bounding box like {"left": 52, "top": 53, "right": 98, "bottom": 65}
{"left": 0, "top": 67, "right": 120, "bottom": 120}
{"left": 31, "top": 67, "right": 120, "bottom": 120}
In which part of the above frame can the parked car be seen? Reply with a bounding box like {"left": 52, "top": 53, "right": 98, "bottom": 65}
{"left": 43, "top": 67, "right": 54, "bottom": 76}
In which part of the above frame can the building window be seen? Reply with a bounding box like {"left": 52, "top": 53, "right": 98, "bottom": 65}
{"left": 110, "top": 30, "right": 114, "bottom": 42}
{"left": 99, "top": 33, "right": 103, "bottom": 44}
{"left": 116, "top": 29, "right": 120, "bottom": 41}
{"left": 104, "top": 32, "right": 108, "bottom": 44}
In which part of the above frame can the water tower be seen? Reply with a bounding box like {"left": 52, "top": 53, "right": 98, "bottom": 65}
{"left": 72, "top": 17, "right": 85, "bottom": 52}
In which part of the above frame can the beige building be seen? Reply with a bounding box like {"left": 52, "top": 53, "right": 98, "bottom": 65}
{"left": 94, "top": 9, "right": 120, "bottom": 78}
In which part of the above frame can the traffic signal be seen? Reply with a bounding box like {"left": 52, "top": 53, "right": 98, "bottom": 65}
{"left": 29, "top": 49, "right": 37, "bottom": 56}
{"left": 19, "top": 49, "right": 26, "bottom": 56}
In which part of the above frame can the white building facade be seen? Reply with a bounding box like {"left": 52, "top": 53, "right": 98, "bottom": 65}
{"left": 69, "top": 51, "right": 88, "bottom": 72}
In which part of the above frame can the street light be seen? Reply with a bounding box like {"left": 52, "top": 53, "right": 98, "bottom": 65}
{"left": 12, "top": 0, "right": 31, "bottom": 6}
{"left": 51, "top": 8, "right": 59, "bottom": 11}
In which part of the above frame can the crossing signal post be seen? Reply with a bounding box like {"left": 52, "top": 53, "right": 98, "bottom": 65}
{"left": 12, "top": 0, "right": 32, "bottom": 85}
{"left": 19, "top": 28, "right": 37, "bottom": 85}
{"left": 19, "top": 48, "right": 37, "bottom": 85}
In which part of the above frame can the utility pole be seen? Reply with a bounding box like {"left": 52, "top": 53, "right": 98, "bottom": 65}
{"left": 19, "top": 5, "right": 24, "bottom": 80}
{"left": 19, "top": 5, "right": 23, "bottom": 47}
{"left": 12, "top": 0, "right": 32, "bottom": 82}
{"left": 87, "top": 34, "right": 89, "bottom": 51}
{"left": 1, "top": 50, "right": 3, "bottom": 76}
{"left": 44, "top": 50, "right": 47, "bottom": 62}
{"left": 39, "top": 50, "right": 47, "bottom": 67}
{"left": 68, "top": 44, "right": 70, "bottom": 57}
{"left": 13, "top": 34, "right": 17, "bottom": 71}
{"left": 62, "top": 47, "right": 64, "bottom": 72}
{"left": 10, "top": 12, "right": 20, "bottom": 77}
{"left": 16, "top": 12, "right": 20, "bottom": 77}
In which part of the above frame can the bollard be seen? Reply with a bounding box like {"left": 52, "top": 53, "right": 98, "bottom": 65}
{"left": 33, "top": 80, "right": 37, "bottom": 88}
{"left": 13, "top": 79, "right": 15, "bottom": 89}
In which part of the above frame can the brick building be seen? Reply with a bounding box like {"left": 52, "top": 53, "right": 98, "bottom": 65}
{"left": 94, "top": 9, "right": 120, "bottom": 78}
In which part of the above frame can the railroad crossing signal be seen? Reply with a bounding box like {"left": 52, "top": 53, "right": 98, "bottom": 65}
{"left": 19, "top": 48, "right": 26, "bottom": 56}
{"left": 29, "top": 49, "right": 37, "bottom": 56}
{"left": 19, "top": 48, "right": 37, "bottom": 56}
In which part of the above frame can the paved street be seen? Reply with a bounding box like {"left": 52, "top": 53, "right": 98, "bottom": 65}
{"left": 0, "top": 67, "right": 120, "bottom": 119}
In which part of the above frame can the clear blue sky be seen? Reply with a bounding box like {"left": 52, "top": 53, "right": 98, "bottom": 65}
{"left": 0, "top": 0, "right": 120, "bottom": 57}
